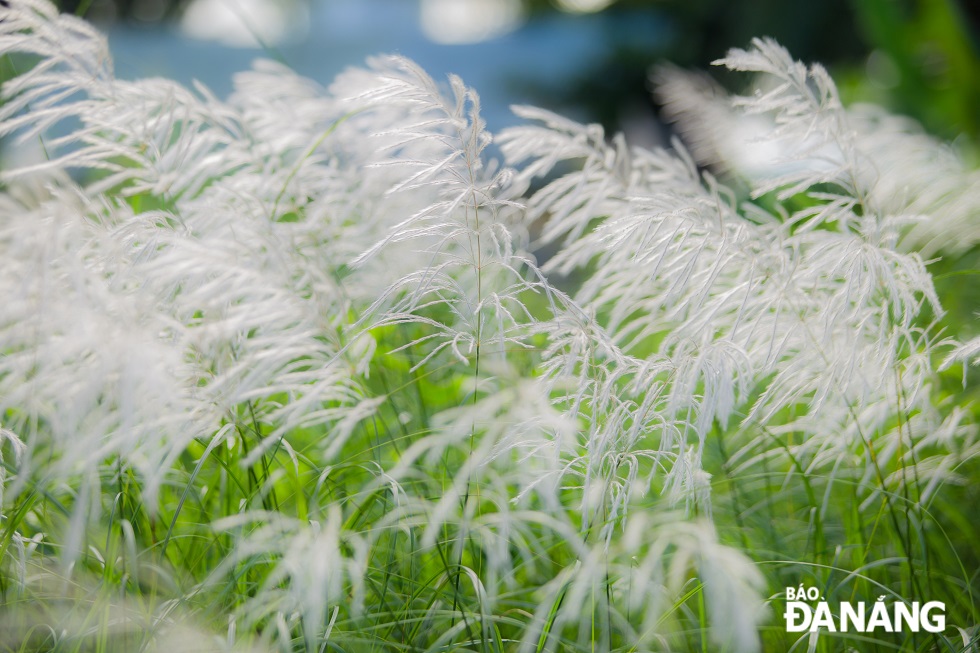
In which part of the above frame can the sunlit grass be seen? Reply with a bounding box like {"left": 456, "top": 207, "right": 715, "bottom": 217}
{"left": 0, "top": 4, "right": 978, "bottom": 652}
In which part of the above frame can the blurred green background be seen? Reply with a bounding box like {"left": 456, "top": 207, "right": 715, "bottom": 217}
{"left": 54, "top": 0, "right": 979, "bottom": 141}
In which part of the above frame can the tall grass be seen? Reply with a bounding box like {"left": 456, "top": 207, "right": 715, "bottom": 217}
{"left": 0, "top": 3, "right": 977, "bottom": 651}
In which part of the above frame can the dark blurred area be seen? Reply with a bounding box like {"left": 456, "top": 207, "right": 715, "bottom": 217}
{"left": 54, "top": 0, "right": 980, "bottom": 141}
{"left": 57, "top": 0, "right": 182, "bottom": 22}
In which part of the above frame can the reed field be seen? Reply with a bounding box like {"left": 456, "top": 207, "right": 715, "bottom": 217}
{"left": 0, "top": 1, "right": 978, "bottom": 651}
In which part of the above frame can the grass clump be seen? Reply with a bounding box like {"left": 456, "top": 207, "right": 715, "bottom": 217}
{"left": 0, "top": 3, "right": 978, "bottom": 651}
